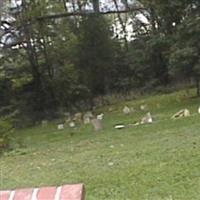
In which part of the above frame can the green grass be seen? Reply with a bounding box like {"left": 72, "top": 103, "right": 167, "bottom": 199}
{"left": 1, "top": 89, "right": 200, "bottom": 199}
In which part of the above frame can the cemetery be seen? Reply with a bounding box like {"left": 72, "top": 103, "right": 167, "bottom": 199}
{"left": 1, "top": 89, "right": 200, "bottom": 199}
{"left": 1, "top": 0, "right": 200, "bottom": 199}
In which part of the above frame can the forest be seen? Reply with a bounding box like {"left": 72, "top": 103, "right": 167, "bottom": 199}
{"left": 0, "top": 0, "right": 200, "bottom": 127}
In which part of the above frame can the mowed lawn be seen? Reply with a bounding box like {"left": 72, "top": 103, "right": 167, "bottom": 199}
{"left": 1, "top": 90, "right": 200, "bottom": 200}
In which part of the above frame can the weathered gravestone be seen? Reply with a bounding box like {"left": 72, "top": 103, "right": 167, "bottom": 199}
{"left": 123, "top": 106, "right": 130, "bottom": 115}
{"left": 97, "top": 113, "right": 104, "bottom": 120}
{"left": 57, "top": 124, "right": 64, "bottom": 130}
{"left": 73, "top": 113, "right": 82, "bottom": 123}
{"left": 172, "top": 109, "right": 190, "bottom": 119}
{"left": 141, "top": 112, "right": 153, "bottom": 124}
{"left": 41, "top": 120, "right": 48, "bottom": 127}
{"left": 83, "top": 111, "right": 93, "bottom": 124}
{"left": 198, "top": 107, "right": 200, "bottom": 114}
{"left": 91, "top": 118, "right": 103, "bottom": 131}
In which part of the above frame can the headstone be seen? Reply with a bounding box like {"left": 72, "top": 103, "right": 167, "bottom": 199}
{"left": 108, "top": 162, "right": 114, "bottom": 166}
{"left": 172, "top": 109, "right": 190, "bottom": 119}
{"left": 69, "top": 121, "right": 75, "bottom": 128}
{"left": 123, "top": 106, "right": 130, "bottom": 115}
{"left": 83, "top": 111, "right": 93, "bottom": 124}
{"left": 198, "top": 107, "right": 200, "bottom": 114}
{"left": 97, "top": 113, "right": 104, "bottom": 120}
{"left": 140, "top": 104, "right": 147, "bottom": 111}
{"left": 83, "top": 117, "right": 90, "bottom": 124}
{"left": 114, "top": 124, "right": 125, "bottom": 129}
{"left": 91, "top": 118, "right": 102, "bottom": 131}
{"left": 41, "top": 120, "right": 48, "bottom": 127}
{"left": 64, "top": 112, "right": 70, "bottom": 117}
{"left": 73, "top": 112, "right": 82, "bottom": 122}
{"left": 184, "top": 109, "right": 190, "bottom": 117}
{"left": 141, "top": 112, "right": 153, "bottom": 124}
{"left": 57, "top": 124, "right": 64, "bottom": 130}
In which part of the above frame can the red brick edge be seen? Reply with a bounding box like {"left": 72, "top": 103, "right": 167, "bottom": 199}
{"left": 0, "top": 183, "right": 85, "bottom": 200}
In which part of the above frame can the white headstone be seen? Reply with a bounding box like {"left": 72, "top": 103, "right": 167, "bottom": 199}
{"left": 57, "top": 124, "right": 64, "bottom": 130}
{"left": 198, "top": 107, "right": 200, "bottom": 114}
{"left": 97, "top": 113, "right": 104, "bottom": 120}
{"left": 184, "top": 109, "right": 190, "bottom": 117}
{"left": 141, "top": 112, "right": 153, "bottom": 124}
{"left": 69, "top": 121, "right": 75, "bottom": 128}
{"left": 123, "top": 106, "right": 130, "bottom": 115}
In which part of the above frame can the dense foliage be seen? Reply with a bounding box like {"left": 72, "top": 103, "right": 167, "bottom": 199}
{"left": 0, "top": 0, "right": 200, "bottom": 126}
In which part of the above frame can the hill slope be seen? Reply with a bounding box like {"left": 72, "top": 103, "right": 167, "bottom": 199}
{"left": 1, "top": 89, "right": 200, "bottom": 200}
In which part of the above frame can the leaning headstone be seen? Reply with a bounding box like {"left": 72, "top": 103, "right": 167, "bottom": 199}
{"left": 172, "top": 109, "right": 190, "bottom": 119}
{"left": 141, "top": 112, "right": 153, "bottom": 124}
{"left": 91, "top": 118, "right": 102, "bottom": 131}
{"left": 123, "top": 106, "right": 130, "bottom": 115}
{"left": 57, "top": 124, "right": 64, "bottom": 130}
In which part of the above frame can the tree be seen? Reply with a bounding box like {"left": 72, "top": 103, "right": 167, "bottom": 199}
{"left": 131, "top": 0, "right": 191, "bottom": 86}
{"left": 170, "top": 5, "right": 200, "bottom": 96}
{"left": 77, "top": 14, "right": 114, "bottom": 97}
{"left": 0, "top": 0, "right": 83, "bottom": 120}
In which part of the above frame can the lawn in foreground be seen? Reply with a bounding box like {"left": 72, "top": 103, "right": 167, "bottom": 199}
{"left": 1, "top": 90, "right": 200, "bottom": 200}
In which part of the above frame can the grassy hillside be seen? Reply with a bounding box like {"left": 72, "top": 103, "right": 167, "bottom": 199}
{"left": 1, "top": 89, "right": 200, "bottom": 199}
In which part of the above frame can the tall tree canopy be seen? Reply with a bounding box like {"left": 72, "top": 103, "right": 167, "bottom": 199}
{"left": 0, "top": 0, "right": 200, "bottom": 126}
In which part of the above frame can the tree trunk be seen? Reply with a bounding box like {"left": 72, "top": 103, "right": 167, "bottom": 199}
{"left": 92, "top": 0, "right": 100, "bottom": 13}
{"left": 112, "top": 0, "right": 128, "bottom": 50}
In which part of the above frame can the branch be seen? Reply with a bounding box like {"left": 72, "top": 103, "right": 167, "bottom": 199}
{"left": 36, "top": 8, "right": 145, "bottom": 21}
{"left": 112, "top": 0, "right": 128, "bottom": 49}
